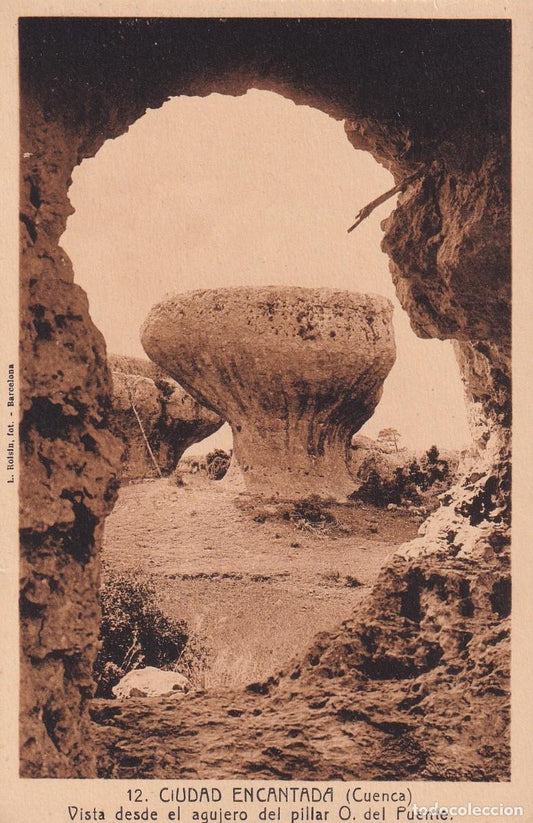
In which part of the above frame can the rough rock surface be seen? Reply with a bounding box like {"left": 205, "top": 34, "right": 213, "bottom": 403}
{"left": 109, "top": 354, "right": 223, "bottom": 479}
{"left": 19, "top": 19, "right": 510, "bottom": 777}
{"left": 92, "top": 545, "right": 509, "bottom": 780}
{"left": 19, "top": 101, "right": 124, "bottom": 778}
{"left": 112, "top": 667, "right": 190, "bottom": 699}
{"left": 141, "top": 287, "right": 395, "bottom": 499}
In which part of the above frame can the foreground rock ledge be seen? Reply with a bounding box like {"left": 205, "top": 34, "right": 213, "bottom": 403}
{"left": 91, "top": 547, "right": 509, "bottom": 781}
{"left": 141, "top": 287, "right": 395, "bottom": 499}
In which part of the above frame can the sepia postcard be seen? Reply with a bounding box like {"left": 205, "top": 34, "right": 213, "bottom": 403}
{"left": 1, "top": 1, "right": 532, "bottom": 822}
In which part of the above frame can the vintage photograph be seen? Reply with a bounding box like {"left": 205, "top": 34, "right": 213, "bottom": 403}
{"left": 18, "top": 17, "right": 511, "bottom": 781}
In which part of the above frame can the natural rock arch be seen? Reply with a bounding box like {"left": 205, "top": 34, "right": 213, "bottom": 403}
{"left": 19, "top": 18, "right": 510, "bottom": 777}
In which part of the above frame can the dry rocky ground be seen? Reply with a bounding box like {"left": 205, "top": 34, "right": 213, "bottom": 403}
{"left": 99, "top": 473, "right": 420, "bottom": 689}
{"left": 91, "top": 472, "right": 509, "bottom": 781}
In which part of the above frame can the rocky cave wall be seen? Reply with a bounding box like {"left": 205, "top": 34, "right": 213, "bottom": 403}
{"left": 19, "top": 18, "right": 511, "bottom": 777}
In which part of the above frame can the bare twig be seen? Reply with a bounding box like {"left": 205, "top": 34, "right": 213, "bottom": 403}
{"left": 129, "top": 392, "right": 163, "bottom": 478}
{"left": 347, "top": 166, "right": 426, "bottom": 234}
{"left": 121, "top": 627, "right": 141, "bottom": 673}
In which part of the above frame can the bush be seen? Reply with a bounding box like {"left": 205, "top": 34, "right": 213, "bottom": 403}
{"left": 352, "top": 445, "right": 452, "bottom": 508}
{"left": 206, "top": 449, "right": 231, "bottom": 480}
{"left": 281, "top": 498, "right": 339, "bottom": 533}
{"left": 169, "top": 466, "right": 185, "bottom": 486}
{"left": 354, "top": 469, "right": 388, "bottom": 507}
{"left": 422, "top": 445, "right": 450, "bottom": 487}
{"left": 94, "top": 570, "right": 194, "bottom": 698}
{"left": 353, "top": 465, "right": 422, "bottom": 508}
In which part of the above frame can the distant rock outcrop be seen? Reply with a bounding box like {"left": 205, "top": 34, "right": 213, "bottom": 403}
{"left": 109, "top": 354, "right": 223, "bottom": 479}
{"left": 141, "top": 287, "right": 395, "bottom": 499}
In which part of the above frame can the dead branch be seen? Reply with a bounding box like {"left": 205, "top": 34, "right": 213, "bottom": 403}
{"left": 121, "top": 627, "right": 141, "bottom": 673}
{"left": 129, "top": 392, "right": 163, "bottom": 478}
{"left": 347, "top": 166, "right": 426, "bottom": 234}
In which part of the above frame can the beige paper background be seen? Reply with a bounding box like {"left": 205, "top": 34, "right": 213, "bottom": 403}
{"left": 1, "top": 1, "right": 532, "bottom": 820}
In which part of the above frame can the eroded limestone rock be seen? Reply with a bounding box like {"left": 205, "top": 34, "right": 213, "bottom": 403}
{"left": 109, "top": 354, "right": 223, "bottom": 479}
{"left": 141, "top": 287, "right": 395, "bottom": 499}
{"left": 19, "top": 19, "right": 510, "bottom": 778}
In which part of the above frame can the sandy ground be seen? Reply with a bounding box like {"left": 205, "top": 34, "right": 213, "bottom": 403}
{"left": 102, "top": 474, "right": 420, "bottom": 688}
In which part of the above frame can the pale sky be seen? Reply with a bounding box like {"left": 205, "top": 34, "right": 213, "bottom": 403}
{"left": 62, "top": 90, "right": 471, "bottom": 454}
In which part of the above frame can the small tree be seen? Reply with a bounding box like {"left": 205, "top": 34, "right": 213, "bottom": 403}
{"left": 425, "top": 445, "right": 440, "bottom": 465}
{"left": 422, "top": 445, "right": 449, "bottom": 486}
{"left": 391, "top": 466, "right": 408, "bottom": 504}
{"left": 408, "top": 459, "right": 425, "bottom": 488}
{"left": 377, "top": 427, "right": 401, "bottom": 453}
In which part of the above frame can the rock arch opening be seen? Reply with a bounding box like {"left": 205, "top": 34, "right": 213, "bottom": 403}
{"left": 62, "top": 89, "right": 471, "bottom": 472}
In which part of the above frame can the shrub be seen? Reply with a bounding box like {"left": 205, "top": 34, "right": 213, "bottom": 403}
{"left": 288, "top": 499, "right": 336, "bottom": 526}
{"left": 154, "top": 377, "right": 175, "bottom": 399}
{"left": 422, "top": 445, "right": 450, "bottom": 487}
{"left": 94, "top": 570, "right": 194, "bottom": 698}
{"left": 353, "top": 465, "right": 422, "bottom": 508}
{"left": 206, "top": 448, "right": 231, "bottom": 480}
{"left": 354, "top": 469, "right": 388, "bottom": 507}
{"left": 279, "top": 497, "right": 341, "bottom": 535}
{"left": 169, "top": 466, "right": 185, "bottom": 486}
{"left": 352, "top": 445, "right": 453, "bottom": 508}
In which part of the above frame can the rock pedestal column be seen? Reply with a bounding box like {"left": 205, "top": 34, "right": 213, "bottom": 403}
{"left": 141, "top": 287, "right": 395, "bottom": 499}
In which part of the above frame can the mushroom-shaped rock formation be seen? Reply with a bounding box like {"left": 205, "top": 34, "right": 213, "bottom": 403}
{"left": 109, "top": 354, "right": 224, "bottom": 479}
{"left": 141, "top": 287, "right": 395, "bottom": 499}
